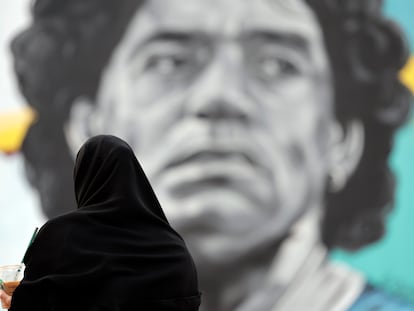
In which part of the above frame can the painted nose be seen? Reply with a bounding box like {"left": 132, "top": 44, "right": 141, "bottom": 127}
{"left": 184, "top": 44, "right": 253, "bottom": 123}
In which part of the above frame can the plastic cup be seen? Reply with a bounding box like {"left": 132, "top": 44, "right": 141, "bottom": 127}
{"left": 0, "top": 264, "right": 24, "bottom": 309}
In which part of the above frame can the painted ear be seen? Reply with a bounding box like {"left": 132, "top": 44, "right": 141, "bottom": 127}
{"left": 64, "top": 96, "right": 95, "bottom": 158}
{"left": 327, "top": 120, "right": 365, "bottom": 192}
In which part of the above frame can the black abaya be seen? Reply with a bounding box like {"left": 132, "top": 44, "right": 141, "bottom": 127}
{"left": 10, "top": 135, "right": 201, "bottom": 310}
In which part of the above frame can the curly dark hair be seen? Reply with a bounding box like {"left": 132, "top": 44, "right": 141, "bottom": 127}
{"left": 11, "top": 0, "right": 412, "bottom": 250}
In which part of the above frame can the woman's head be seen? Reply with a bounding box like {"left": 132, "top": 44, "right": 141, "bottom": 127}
{"left": 74, "top": 135, "right": 137, "bottom": 207}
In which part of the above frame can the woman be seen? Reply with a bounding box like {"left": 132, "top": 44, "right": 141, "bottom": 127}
{"left": 0, "top": 135, "right": 201, "bottom": 310}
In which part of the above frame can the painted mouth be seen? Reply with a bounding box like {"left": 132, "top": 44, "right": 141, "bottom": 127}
{"left": 153, "top": 142, "right": 274, "bottom": 200}
{"left": 164, "top": 149, "right": 257, "bottom": 171}
{"left": 161, "top": 139, "right": 269, "bottom": 173}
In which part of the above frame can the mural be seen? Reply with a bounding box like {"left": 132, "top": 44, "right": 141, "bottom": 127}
{"left": 1, "top": 0, "right": 414, "bottom": 310}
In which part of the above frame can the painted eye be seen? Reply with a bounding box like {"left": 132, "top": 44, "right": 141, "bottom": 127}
{"left": 145, "top": 54, "right": 191, "bottom": 76}
{"left": 257, "top": 56, "right": 299, "bottom": 80}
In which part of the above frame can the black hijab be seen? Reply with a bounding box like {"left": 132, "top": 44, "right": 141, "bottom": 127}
{"left": 10, "top": 135, "right": 201, "bottom": 311}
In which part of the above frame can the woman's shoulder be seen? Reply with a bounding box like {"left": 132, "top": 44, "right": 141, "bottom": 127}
{"left": 39, "top": 210, "right": 85, "bottom": 233}
{"left": 28, "top": 212, "right": 84, "bottom": 251}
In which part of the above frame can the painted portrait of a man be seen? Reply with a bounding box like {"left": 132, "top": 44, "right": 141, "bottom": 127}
{"left": 7, "top": 0, "right": 414, "bottom": 310}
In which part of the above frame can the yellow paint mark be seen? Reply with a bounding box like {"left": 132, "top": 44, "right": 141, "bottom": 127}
{"left": 400, "top": 55, "right": 414, "bottom": 95}
{"left": 0, "top": 106, "right": 37, "bottom": 154}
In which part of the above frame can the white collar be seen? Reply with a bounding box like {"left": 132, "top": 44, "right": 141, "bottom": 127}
{"left": 237, "top": 209, "right": 366, "bottom": 311}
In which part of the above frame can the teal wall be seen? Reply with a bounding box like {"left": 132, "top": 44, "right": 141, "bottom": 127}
{"left": 332, "top": 0, "right": 414, "bottom": 301}
{"left": 385, "top": 0, "right": 414, "bottom": 50}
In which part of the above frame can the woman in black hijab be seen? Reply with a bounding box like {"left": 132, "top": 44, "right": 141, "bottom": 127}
{"left": 4, "top": 135, "right": 201, "bottom": 310}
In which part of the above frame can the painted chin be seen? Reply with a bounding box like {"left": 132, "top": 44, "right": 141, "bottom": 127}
{"left": 155, "top": 161, "right": 282, "bottom": 241}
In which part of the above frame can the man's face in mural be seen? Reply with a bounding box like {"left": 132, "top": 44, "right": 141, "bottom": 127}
{"left": 67, "top": 0, "right": 360, "bottom": 267}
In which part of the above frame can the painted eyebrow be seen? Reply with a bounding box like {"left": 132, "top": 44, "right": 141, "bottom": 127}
{"left": 127, "top": 29, "right": 311, "bottom": 60}
{"left": 127, "top": 31, "right": 205, "bottom": 60}
{"left": 242, "top": 30, "right": 311, "bottom": 57}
